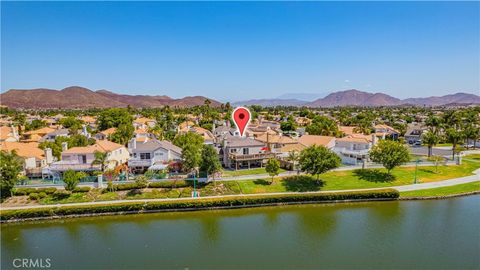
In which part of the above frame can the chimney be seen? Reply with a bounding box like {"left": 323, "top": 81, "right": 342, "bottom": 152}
{"left": 371, "top": 134, "right": 377, "bottom": 145}
{"left": 11, "top": 124, "right": 18, "bottom": 137}
{"left": 131, "top": 138, "right": 137, "bottom": 149}
{"left": 61, "top": 142, "right": 68, "bottom": 152}
{"left": 212, "top": 122, "right": 216, "bottom": 133}
{"left": 45, "top": 148, "right": 53, "bottom": 164}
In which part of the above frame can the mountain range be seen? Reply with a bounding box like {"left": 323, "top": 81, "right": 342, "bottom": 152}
{"left": 235, "top": 89, "right": 480, "bottom": 107}
{"left": 1, "top": 87, "right": 478, "bottom": 109}
{"left": 0, "top": 86, "right": 222, "bottom": 109}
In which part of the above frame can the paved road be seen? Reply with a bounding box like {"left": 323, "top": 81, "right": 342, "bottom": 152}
{"left": 409, "top": 146, "right": 453, "bottom": 157}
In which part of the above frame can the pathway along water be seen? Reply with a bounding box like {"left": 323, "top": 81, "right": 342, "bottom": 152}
{"left": 2, "top": 195, "right": 479, "bottom": 269}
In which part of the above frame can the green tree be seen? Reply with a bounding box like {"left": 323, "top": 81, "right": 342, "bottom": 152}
{"left": 200, "top": 145, "right": 222, "bottom": 183}
{"left": 135, "top": 175, "right": 149, "bottom": 189}
{"left": 305, "top": 116, "right": 341, "bottom": 136}
{"left": 265, "top": 158, "right": 281, "bottom": 184}
{"left": 299, "top": 145, "right": 341, "bottom": 181}
{"left": 59, "top": 116, "right": 84, "bottom": 132}
{"left": 63, "top": 170, "right": 86, "bottom": 191}
{"left": 422, "top": 130, "right": 440, "bottom": 157}
{"left": 173, "top": 132, "right": 204, "bottom": 149}
{"left": 369, "top": 140, "right": 410, "bottom": 174}
{"left": 25, "top": 119, "right": 47, "bottom": 131}
{"left": 110, "top": 123, "right": 134, "bottom": 145}
{"left": 281, "top": 120, "right": 297, "bottom": 132}
{"left": 97, "top": 108, "right": 133, "bottom": 130}
{"left": 91, "top": 151, "right": 112, "bottom": 172}
{"left": 287, "top": 150, "right": 300, "bottom": 172}
{"left": 445, "top": 128, "right": 465, "bottom": 160}
{"left": 0, "top": 151, "right": 23, "bottom": 199}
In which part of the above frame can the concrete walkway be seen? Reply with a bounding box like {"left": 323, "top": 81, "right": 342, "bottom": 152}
{"left": 3, "top": 170, "right": 479, "bottom": 211}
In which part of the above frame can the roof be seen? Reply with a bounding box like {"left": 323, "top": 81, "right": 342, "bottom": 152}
{"left": 298, "top": 135, "right": 335, "bottom": 147}
{"left": 339, "top": 126, "right": 357, "bottom": 136}
{"left": 223, "top": 135, "right": 265, "bottom": 148}
{"left": 133, "top": 139, "right": 182, "bottom": 155}
{"left": 63, "top": 140, "right": 124, "bottom": 154}
{"left": 134, "top": 117, "right": 155, "bottom": 124}
{"left": 256, "top": 133, "right": 296, "bottom": 144}
{"left": 80, "top": 116, "right": 96, "bottom": 124}
{"left": 47, "top": 128, "right": 70, "bottom": 136}
{"left": 1, "top": 141, "right": 44, "bottom": 159}
{"left": 0, "top": 126, "right": 17, "bottom": 140}
{"left": 186, "top": 126, "right": 214, "bottom": 141}
{"left": 179, "top": 121, "right": 196, "bottom": 130}
{"left": 24, "top": 127, "right": 55, "bottom": 135}
{"left": 336, "top": 136, "right": 371, "bottom": 144}
{"left": 280, "top": 143, "right": 306, "bottom": 153}
{"left": 99, "top": 127, "right": 117, "bottom": 136}
{"left": 374, "top": 124, "right": 399, "bottom": 134}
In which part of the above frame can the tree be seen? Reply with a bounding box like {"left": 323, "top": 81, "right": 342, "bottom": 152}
{"left": 0, "top": 151, "right": 23, "bottom": 199}
{"left": 110, "top": 123, "right": 134, "bottom": 145}
{"left": 173, "top": 132, "right": 204, "bottom": 149}
{"left": 445, "top": 128, "right": 465, "bottom": 160}
{"left": 265, "top": 158, "right": 280, "bottom": 184}
{"left": 59, "top": 116, "right": 84, "bottom": 132}
{"left": 97, "top": 108, "right": 133, "bottom": 131}
{"left": 299, "top": 145, "right": 341, "bottom": 181}
{"left": 25, "top": 119, "right": 47, "bottom": 131}
{"left": 200, "top": 145, "right": 222, "bottom": 183}
{"left": 305, "top": 116, "right": 341, "bottom": 136}
{"left": 63, "top": 170, "right": 86, "bottom": 191}
{"left": 369, "top": 140, "right": 410, "bottom": 174}
{"left": 281, "top": 120, "right": 296, "bottom": 132}
{"left": 135, "top": 175, "right": 148, "bottom": 189}
{"left": 422, "top": 130, "right": 440, "bottom": 157}
{"left": 287, "top": 150, "right": 300, "bottom": 173}
{"left": 91, "top": 151, "right": 112, "bottom": 172}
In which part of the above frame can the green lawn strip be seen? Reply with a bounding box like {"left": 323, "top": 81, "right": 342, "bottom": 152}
{"left": 0, "top": 189, "right": 399, "bottom": 221}
{"left": 222, "top": 167, "right": 286, "bottom": 177}
{"left": 400, "top": 181, "right": 480, "bottom": 197}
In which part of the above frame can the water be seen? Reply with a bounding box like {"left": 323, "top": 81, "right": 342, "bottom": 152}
{"left": 2, "top": 196, "right": 479, "bottom": 270}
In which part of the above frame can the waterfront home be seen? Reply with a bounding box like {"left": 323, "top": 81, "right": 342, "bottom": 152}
{"left": 0, "top": 141, "right": 51, "bottom": 176}
{"left": 334, "top": 134, "right": 376, "bottom": 165}
{"left": 217, "top": 131, "right": 272, "bottom": 169}
{"left": 94, "top": 127, "right": 117, "bottom": 140}
{"left": 127, "top": 138, "right": 182, "bottom": 173}
{"left": 22, "top": 127, "right": 56, "bottom": 142}
{"left": 298, "top": 135, "right": 336, "bottom": 149}
{"left": 0, "top": 125, "right": 20, "bottom": 142}
{"left": 50, "top": 140, "right": 129, "bottom": 172}
{"left": 374, "top": 124, "right": 399, "bottom": 140}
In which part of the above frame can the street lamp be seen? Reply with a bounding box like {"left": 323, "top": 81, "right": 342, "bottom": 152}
{"left": 413, "top": 158, "right": 420, "bottom": 184}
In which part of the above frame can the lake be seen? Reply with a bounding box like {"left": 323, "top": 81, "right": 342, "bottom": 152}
{"left": 2, "top": 196, "right": 479, "bottom": 269}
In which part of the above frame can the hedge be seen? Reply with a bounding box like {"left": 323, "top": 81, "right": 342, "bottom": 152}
{"left": 148, "top": 180, "right": 190, "bottom": 188}
{"left": 0, "top": 189, "right": 399, "bottom": 221}
{"left": 13, "top": 187, "right": 57, "bottom": 196}
{"left": 73, "top": 186, "right": 91, "bottom": 193}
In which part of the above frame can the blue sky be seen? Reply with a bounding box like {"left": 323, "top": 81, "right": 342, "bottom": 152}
{"left": 1, "top": 1, "right": 479, "bottom": 101}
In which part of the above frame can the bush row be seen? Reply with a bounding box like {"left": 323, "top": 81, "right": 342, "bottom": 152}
{"left": 0, "top": 189, "right": 399, "bottom": 221}
{"left": 13, "top": 187, "right": 57, "bottom": 196}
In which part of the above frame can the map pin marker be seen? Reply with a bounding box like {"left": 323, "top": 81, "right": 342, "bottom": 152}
{"left": 232, "top": 106, "right": 251, "bottom": 137}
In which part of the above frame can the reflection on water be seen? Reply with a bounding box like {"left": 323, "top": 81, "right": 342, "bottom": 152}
{"left": 2, "top": 196, "right": 480, "bottom": 270}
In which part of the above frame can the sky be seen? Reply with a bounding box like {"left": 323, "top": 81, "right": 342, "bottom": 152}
{"left": 1, "top": 1, "right": 479, "bottom": 102}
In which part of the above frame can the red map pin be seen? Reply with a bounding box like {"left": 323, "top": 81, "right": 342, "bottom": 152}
{"left": 232, "top": 106, "right": 251, "bottom": 137}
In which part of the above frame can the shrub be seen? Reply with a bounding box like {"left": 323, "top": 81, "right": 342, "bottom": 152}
{"left": 0, "top": 189, "right": 399, "bottom": 220}
{"left": 38, "top": 192, "right": 47, "bottom": 199}
{"left": 13, "top": 187, "right": 57, "bottom": 196}
{"left": 148, "top": 180, "right": 190, "bottom": 189}
{"left": 37, "top": 187, "right": 57, "bottom": 195}
{"left": 135, "top": 175, "right": 148, "bottom": 189}
{"left": 28, "top": 193, "right": 40, "bottom": 201}
{"left": 114, "top": 183, "right": 138, "bottom": 191}
{"left": 73, "top": 186, "right": 91, "bottom": 193}
{"left": 52, "top": 190, "right": 71, "bottom": 200}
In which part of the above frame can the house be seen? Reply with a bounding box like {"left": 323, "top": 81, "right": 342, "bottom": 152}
{"left": 0, "top": 125, "right": 19, "bottom": 142}
{"left": 179, "top": 125, "right": 215, "bottom": 145}
{"left": 217, "top": 132, "right": 272, "bottom": 170}
{"left": 133, "top": 117, "right": 157, "bottom": 130}
{"left": 374, "top": 124, "right": 399, "bottom": 140}
{"left": 39, "top": 129, "right": 70, "bottom": 142}
{"left": 49, "top": 140, "right": 129, "bottom": 172}
{"left": 22, "top": 127, "right": 56, "bottom": 142}
{"left": 1, "top": 141, "right": 52, "bottom": 176}
{"left": 334, "top": 134, "right": 376, "bottom": 165}
{"left": 79, "top": 116, "right": 97, "bottom": 129}
{"left": 297, "top": 135, "right": 336, "bottom": 149}
{"left": 95, "top": 127, "right": 117, "bottom": 140}
{"left": 405, "top": 124, "right": 428, "bottom": 144}
{"left": 255, "top": 132, "right": 298, "bottom": 154}
{"left": 127, "top": 138, "right": 182, "bottom": 173}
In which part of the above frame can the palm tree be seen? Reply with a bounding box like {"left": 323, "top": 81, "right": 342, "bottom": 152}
{"left": 445, "top": 128, "right": 465, "bottom": 160}
{"left": 287, "top": 150, "right": 300, "bottom": 174}
{"left": 422, "top": 130, "right": 439, "bottom": 157}
{"left": 91, "top": 151, "right": 112, "bottom": 172}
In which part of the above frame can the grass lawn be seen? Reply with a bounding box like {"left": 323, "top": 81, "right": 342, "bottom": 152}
{"left": 400, "top": 181, "right": 480, "bottom": 197}
{"left": 222, "top": 167, "right": 286, "bottom": 177}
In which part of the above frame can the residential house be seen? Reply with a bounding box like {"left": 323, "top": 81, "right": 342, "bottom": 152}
{"left": 217, "top": 132, "right": 272, "bottom": 170}
{"left": 22, "top": 127, "right": 56, "bottom": 142}
{"left": 49, "top": 140, "right": 129, "bottom": 172}
{"left": 133, "top": 117, "right": 157, "bottom": 130}
{"left": 298, "top": 135, "right": 336, "bottom": 149}
{"left": 95, "top": 127, "right": 116, "bottom": 140}
{"left": 255, "top": 132, "right": 298, "bottom": 154}
{"left": 0, "top": 125, "right": 19, "bottom": 142}
{"left": 127, "top": 138, "right": 182, "bottom": 173}
{"left": 1, "top": 141, "right": 52, "bottom": 176}
{"left": 405, "top": 124, "right": 428, "bottom": 144}
{"left": 374, "top": 124, "right": 400, "bottom": 140}
{"left": 334, "top": 134, "right": 376, "bottom": 165}
{"left": 179, "top": 124, "right": 215, "bottom": 145}
{"left": 39, "top": 129, "right": 70, "bottom": 142}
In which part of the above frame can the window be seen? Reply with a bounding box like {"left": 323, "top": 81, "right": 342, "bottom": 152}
{"left": 243, "top": 148, "right": 249, "bottom": 155}
{"left": 140, "top": 153, "right": 151, "bottom": 160}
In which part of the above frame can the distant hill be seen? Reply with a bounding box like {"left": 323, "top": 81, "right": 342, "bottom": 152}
{"left": 306, "top": 89, "right": 480, "bottom": 107}
{"left": 0, "top": 86, "right": 222, "bottom": 109}
{"left": 233, "top": 98, "right": 308, "bottom": 107}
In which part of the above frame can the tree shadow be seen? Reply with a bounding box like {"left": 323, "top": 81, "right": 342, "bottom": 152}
{"left": 253, "top": 179, "right": 271, "bottom": 185}
{"left": 419, "top": 168, "right": 435, "bottom": 174}
{"left": 282, "top": 175, "right": 324, "bottom": 192}
{"left": 353, "top": 169, "right": 395, "bottom": 183}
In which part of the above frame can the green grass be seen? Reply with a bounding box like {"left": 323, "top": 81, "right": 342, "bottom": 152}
{"left": 222, "top": 167, "right": 286, "bottom": 177}
{"left": 400, "top": 181, "right": 480, "bottom": 197}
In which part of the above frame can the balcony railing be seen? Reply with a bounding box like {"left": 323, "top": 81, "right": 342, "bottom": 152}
{"left": 49, "top": 162, "right": 101, "bottom": 172}
{"left": 228, "top": 152, "right": 275, "bottom": 161}
{"left": 128, "top": 159, "right": 154, "bottom": 167}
